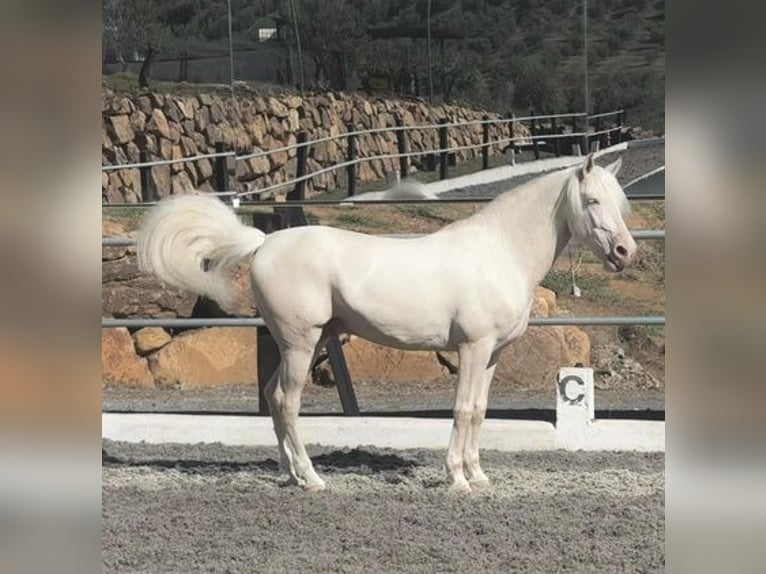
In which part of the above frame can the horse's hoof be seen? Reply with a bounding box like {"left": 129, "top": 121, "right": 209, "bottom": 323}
{"left": 303, "top": 480, "right": 326, "bottom": 492}
{"left": 469, "top": 478, "right": 491, "bottom": 490}
{"left": 279, "top": 476, "right": 301, "bottom": 488}
{"left": 448, "top": 479, "right": 472, "bottom": 494}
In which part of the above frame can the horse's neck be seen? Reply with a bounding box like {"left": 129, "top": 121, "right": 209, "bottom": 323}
{"left": 465, "top": 171, "right": 573, "bottom": 291}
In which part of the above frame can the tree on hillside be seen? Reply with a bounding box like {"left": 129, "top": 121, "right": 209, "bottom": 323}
{"left": 293, "top": 0, "right": 363, "bottom": 90}
{"left": 511, "top": 59, "right": 565, "bottom": 113}
{"left": 102, "top": 0, "right": 173, "bottom": 88}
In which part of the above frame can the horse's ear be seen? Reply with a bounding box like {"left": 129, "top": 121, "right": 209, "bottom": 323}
{"left": 578, "top": 154, "right": 596, "bottom": 180}
{"left": 605, "top": 157, "right": 623, "bottom": 176}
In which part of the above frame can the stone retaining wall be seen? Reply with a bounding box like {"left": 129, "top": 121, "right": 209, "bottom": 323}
{"left": 101, "top": 89, "right": 529, "bottom": 202}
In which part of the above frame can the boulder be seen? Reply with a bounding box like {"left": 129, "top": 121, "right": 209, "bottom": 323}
{"left": 175, "top": 98, "right": 193, "bottom": 120}
{"left": 149, "top": 327, "right": 257, "bottom": 388}
{"left": 180, "top": 135, "right": 197, "bottom": 156}
{"left": 102, "top": 275, "right": 197, "bottom": 319}
{"left": 171, "top": 171, "right": 195, "bottom": 195}
{"left": 493, "top": 327, "right": 570, "bottom": 389}
{"left": 107, "top": 115, "right": 134, "bottom": 145}
{"left": 133, "top": 327, "right": 171, "bottom": 355}
{"left": 130, "top": 111, "right": 146, "bottom": 133}
{"left": 341, "top": 337, "right": 450, "bottom": 384}
{"left": 287, "top": 109, "right": 300, "bottom": 132}
{"left": 149, "top": 164, "right": 171, "bottom": 198}
{"left": 102, "top": 327, "right": 153, "bottom": 387}
{"left": 563, "top": 326, "right": 591, "bottom": 366}
{"left": 195, "top": 106, "right": 210, "bottom": 132}
{"left": 531, "top": 286, "right": 559, "bottom": 317}
{"left": 268, "top": 97, "right": 289, "bottom": 118}
{"left": 248, "top": 154, "right": 270, "bottom": 176}
{"left": 147, "top": 108, "right": 171, "bottom": 139}
{"left": 285, "top": 95, "right": 303, "bottom": 109}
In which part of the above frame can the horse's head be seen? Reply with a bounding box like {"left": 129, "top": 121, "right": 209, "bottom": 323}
{"left": 566, "top": 155, "right": 636, "bottom": 272}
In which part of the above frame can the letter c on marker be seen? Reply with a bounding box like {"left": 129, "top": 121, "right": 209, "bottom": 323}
{"left": 558, "top": 375, "right": 585, "bottom": 405}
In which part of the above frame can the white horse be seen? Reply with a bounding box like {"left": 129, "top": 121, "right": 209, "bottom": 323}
{"left": 137, "top": 155, "right": 635, "bottom": 492}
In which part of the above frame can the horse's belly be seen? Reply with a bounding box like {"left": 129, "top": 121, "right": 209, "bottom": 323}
{"left": 337, "top": 305, "right": 454, "bottom": 351}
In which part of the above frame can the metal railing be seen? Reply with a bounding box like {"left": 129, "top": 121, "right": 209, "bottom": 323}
{"left": 102, "top": 108, "right": 627, "bottom": 203}
{"left": 102, "top": 229, "right": 664, "bottom": 248}
{"left": 102, "top": 316, "right": 664, "bottom": 329}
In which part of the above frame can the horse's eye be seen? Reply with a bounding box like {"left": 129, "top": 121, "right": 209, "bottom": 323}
{"left": 587, "top": 198, "right": 599, "bottom": 206}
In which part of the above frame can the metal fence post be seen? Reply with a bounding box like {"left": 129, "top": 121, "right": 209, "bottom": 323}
{"left": 508, "top": 112, "right": 517, "bottom": 165}
{"left": 346, "top": 127, "right": 357, "bottom": 197}
{"left": 530, "top": 109, "right": 540, "bottom": 160}
{"left": 594, "top": 112, "right": 602, "bottom": 152}
{"left": 395, "top": 116, "right": 409, "bottom": 178}
{"left": 551, "top": 117, "right": 561, "bottom": 157}
{"left": 288, "top": 131, "right": 308, "bottom": 201}
{"left": 481, "top": 115, "right": 490, "bottom": 170}
{"left": 438, "top": 119, "right": 448, "bottom": 180}
{"left": 256, "top": 328, "right": 280, "bottom": 415}
{"left": 582, "top": 114, "right": 589, "bottom": 157}
{"left": 139, "top": 149, "right": 152, "bottom": 201}
{"left": 571, "top": 114, "right": 580, "bottom": 155}
{"left": 619, "top": 110, "right": 627, "bottom": 143}
{"left": 326, "top": 337, "right": 359, "bottom": 416}
{"left": 214, "top": 141, "right": 228, "bottom": 192}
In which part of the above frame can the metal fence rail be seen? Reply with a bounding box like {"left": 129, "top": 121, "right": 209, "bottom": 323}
{"left": 102, "top": 316, "right": 665, "bottom": 329}
{"left": 101, "top": 229, "right": 664, "bottom": 248}
{"left": 102, "top": 109, "right": 625, "bottom": 198}
{"left": 101, "top": 150, "right": 236, "bottom": 171}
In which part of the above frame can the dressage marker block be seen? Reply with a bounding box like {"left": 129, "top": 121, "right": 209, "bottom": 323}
{"left": 102, "top": 369, "right": 664, "bottom": 452}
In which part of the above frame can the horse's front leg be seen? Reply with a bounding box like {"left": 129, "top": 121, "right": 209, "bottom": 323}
{"left": 445, "top": 339, "right": 495, "bottom": 492}
{"left": 463, "top": 353, "right": 500, "bottom": 488}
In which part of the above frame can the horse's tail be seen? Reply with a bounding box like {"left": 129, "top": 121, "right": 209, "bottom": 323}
{"left": 343, "top": 180, "right": 439, "bottom": 202}
{"left": 137, "top": 194, "right": 265, "bottom": 309}
{"left": 383, "top": 180, "right": 439, "bottom": 200}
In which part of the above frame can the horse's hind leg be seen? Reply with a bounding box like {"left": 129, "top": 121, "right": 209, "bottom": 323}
{"left": 264, "top": 370, "right": 296, "bottom": 481}
{"left": 278, "top": 331, "right": 326, "bottom": 491}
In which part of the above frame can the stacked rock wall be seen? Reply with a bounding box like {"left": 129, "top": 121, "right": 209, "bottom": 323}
{"left": 102, "top": 89, "right": 528, "bottom": 202}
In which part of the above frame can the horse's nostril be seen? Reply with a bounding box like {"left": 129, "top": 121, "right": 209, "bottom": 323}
{"left": 615, "top": 245, "right": 628, "bottom": 258}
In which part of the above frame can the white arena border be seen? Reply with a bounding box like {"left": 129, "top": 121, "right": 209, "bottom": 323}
{"left": 422, "top": 137, "right": 665, "bottom": 196}
{"left": 102, "top": 369, "right": 664, "bottom": 452}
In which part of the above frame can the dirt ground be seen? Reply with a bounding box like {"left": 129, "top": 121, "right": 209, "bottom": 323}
{"left": 102, "top": 440, "right": 664, "bottom": 574}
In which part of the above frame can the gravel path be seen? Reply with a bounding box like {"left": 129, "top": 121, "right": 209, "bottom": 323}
{"left": 441, "top": 141, "right": 664, "bottom": 200}
{"left": 102, "top": 440, "right": 664, "bottom": 574}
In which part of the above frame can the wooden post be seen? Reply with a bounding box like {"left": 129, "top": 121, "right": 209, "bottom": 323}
{"left": 139, "top": 149, "right": 152, "bottom": 201}
{"left": 551, "top": 117, "right": 561, "bottom": 157}
{"left": 481, "top": 115, "right": 490, "bottom": 170}
{"left": 287, "top": 131, "right": 308, "bottom": 201}
{"left": 346, "top": 127, "right": 357, "bottom": 197}
{"left": 214, "top": 141, "right": 228, "bottom": 192}
{"left": 395, "top": 116, "right": 409, "bottom": 178}
{"left": 438, "top": 119, "right": 448, "bottom": 180}
{"left": 530, "top": 110, "right": 540, "bottom": 160}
